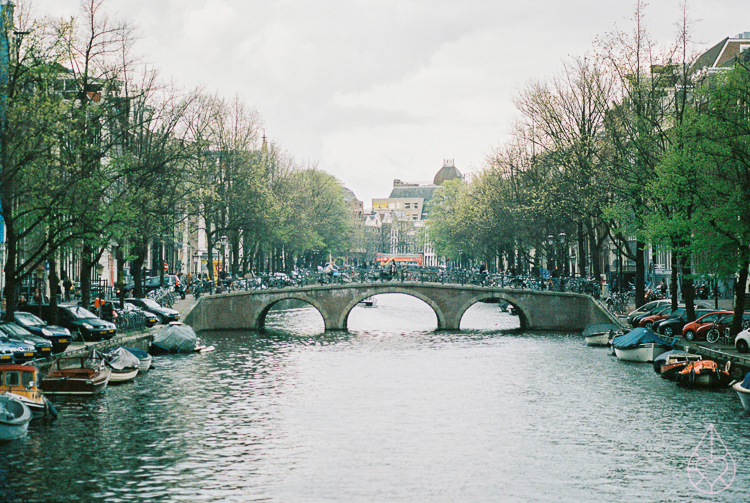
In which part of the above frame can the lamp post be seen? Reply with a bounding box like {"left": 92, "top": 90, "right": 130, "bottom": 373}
{"left": 458, "top": 249, "right": 463, "bottom": 269}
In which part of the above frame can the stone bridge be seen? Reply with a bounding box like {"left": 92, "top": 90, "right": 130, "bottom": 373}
{"left": 183, "top": 283, "right": 618, "bottom": 332}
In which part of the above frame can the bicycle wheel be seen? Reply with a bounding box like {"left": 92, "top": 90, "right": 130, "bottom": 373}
{"left": 706, "top": 328, "right": 721, "bottom": 344}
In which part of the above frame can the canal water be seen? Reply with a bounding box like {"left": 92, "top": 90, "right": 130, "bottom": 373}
{"left": 1, "top": 294, "right": 749, "bottom": 502}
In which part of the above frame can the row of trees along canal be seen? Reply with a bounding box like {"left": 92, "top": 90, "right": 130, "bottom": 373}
{"left": 0, "top": 0, "right": 352, "bottom": 324}
{"left": 425, "top": 1, "right": 750, "bottom": 337}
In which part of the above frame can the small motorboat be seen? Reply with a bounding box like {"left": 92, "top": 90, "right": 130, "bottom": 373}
{"left": 612, "top": 328, "right": 673, "bottom": 363}
{"left": 731, "top": 372, "right": 750, "bottom": 411}
{"left": 358, "top": 297, "right": 377, "bottom": 308}
{"left": 150, "top": 322, "right": 197, "bottom": 354}
{"left": 676, "top": 360, "right": 732, "bottom": 388}
{"left": 124, "top": 347, "right": 153, "bottom": 373}
{"left": 582, "top": 323, "right": 621, "bottom": 346}
{"left": 102, "top": 347, "right": 140, "bottom": 383}
{"left": 653, "top": 351, "right": 702, "bottom": 380}
{"left": 0, "top": 364, "right": 57, "bottom": 419}
{"left": 40, "top": 351, "right": 111, "bottom": 395}
{"left": 0, "top": 393, "right": 32, "bottom": 440}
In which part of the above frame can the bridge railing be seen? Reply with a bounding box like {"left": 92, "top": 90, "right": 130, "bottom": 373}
{"left": 198, "top": 268, "right": 605, "bottom": 301}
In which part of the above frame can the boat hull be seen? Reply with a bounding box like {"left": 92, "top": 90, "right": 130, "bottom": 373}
{"left": 585, "top": 332, "right": 611, "bottom": 346}
{"left": 615, "top": 343, "right": 671, "bottom": 363}
{"left": 41, "top": 354, "right": 111, "bottom": 395}
{"left": 733, "top": 382, "right": 750, "bottom": 411}
{"left": 108, "top": 368, "right": 139, "bottom": 384}
{"left": 0, "top": 393, "right": 32, "bottom": 441}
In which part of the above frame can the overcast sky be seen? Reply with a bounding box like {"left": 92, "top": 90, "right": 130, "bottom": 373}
{"left": 31, "top": 0, "right": 750, "bottom": 208}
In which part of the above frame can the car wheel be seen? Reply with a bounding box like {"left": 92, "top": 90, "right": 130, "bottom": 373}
{"left": 685, "top": 330, "right": 695, "bottom": 341}
{"left": 737, "top": 339, "right": 749, "bottom": 353}
{"left": 645, "top": 321, "right": 654, "bottom": 329}
{"left": 158, "top": 314, "right": 166, "bottom": 324}
{"left": 663, "top": 327, "right": 673, "bottom": 337}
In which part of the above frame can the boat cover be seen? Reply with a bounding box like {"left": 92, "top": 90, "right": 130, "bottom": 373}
{"left": 583, "top": 323, "right": 620, "bottom": 337}
{"left": 741, "top": 372, "right": 750, "bottom": 390}
{"left": 612, "top": 327, "right": 672, "bottom": 350}
{"left": 103, "top": 347, "right": 140, "bottom": 371}
{"left": 124, "top": 347, "right": 149, "bottom": 361}
{"left": 152, "top": 322, "right": 196, "bottom": 353}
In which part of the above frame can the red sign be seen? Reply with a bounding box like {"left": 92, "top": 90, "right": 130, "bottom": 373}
{"left": 163, "top": 262, "right": 168, "bottom": 271}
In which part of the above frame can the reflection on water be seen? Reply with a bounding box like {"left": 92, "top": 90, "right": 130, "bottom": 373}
{"left": 0, "top": 294, "right": 748, "bottom": 502}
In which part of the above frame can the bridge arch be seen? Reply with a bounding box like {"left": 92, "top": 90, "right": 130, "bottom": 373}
{"left": 255, "top": 293, "right": 328, "bottom": 331}
{"left": 337, "top": 287, "right": 447, "bottom": 330}
{"left": 454, "top": 292, "right": 528, "bottom": 330}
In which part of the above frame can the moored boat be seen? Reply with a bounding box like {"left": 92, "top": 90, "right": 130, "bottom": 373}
{"left": 40, "top": 351, "right": 111, "bottom": 395}
{"left": 653, "top": 351, "right": 702, "bottom": 380}
{"left": 124, "top": 347, "right": 152, "bottom": 373}
{"left": 0, "top": 393, "right": 32, "bottom": 440}
{"left": 732, "top": 372, "right": 750, "bottom": 411}
{"left": 676, "top": 360, "right": 732, "bottom": 388}
{"left": 582, "top": 323, "right": 621, "bottom": 346}
{"left": 150, "top": 322, "right": 197, "bottom": 354}
{"left": 102, "top": 347, "right": 140, "bottom": 383}
{"left": 612, "top": 328, "right": 673, "bottom": 363}
{"left": 0, "top": 364, "right": 57, "bottom": 418}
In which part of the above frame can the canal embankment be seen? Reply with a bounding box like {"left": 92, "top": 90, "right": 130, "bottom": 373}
{"left": 35, "top": 296, "right": 200, "bottom": 371}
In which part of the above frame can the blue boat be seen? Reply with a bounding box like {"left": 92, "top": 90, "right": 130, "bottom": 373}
{"left": 612, "top": 328, "right": 673, "bottom": 363}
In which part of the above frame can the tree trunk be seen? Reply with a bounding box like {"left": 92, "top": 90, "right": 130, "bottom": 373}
{"left": 80, "top": 244, "right": 93, "bottom": 309}
{"left": 577, "top": 221, "right": 585, "bottom": 278}
{"left": 670, "top": 253, "right": 680, "bottom": 315}
{"left": 49, "top": 255, "right": 59, "bottom": 325}
{"left": 731, "top": 261, "right": 749, "bottom": 337}
{"left": 635, "top": 240, "right": 646, "bottom": 308}
{"left": 681, "top": 255, "right": 695, "bottom": 322}
{"left": 2, "top": 228, "right": 18, "bottom": 322}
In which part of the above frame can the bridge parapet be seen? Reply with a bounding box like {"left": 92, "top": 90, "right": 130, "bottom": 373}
{"left": 184, "top": 283, "right": 619, "bottom": 332}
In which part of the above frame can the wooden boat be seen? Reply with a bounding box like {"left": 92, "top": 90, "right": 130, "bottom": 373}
{"left": 676, "top": 360, "right": 732, "bottom": 388}
{"left": 102, "top": 347, "right": 140, "bottom": 384}
{"left": 612, "top": 328, "right": 673, "bottom": 363}
{"left": 40, "top": 351, "right": 111, "bottom": 395}
{"left": 732, "top": 372, "right": 750, "bottom": 411}
{"left": 655, "top": 352, "right": 702, "bottom": 381}
{"left": 0, "top": 393, "right": 32, "bottom": 440}
{"left": 582, "top": 323, "right": 621, "bottom": 346}
{"left": 0, "top": 364, "right": 57, "bottom": 418}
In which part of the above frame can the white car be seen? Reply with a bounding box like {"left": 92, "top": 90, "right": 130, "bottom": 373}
{"left": 735, "top": 328, "right": 750, "bottom": 353}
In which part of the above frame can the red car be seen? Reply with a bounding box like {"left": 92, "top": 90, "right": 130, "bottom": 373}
{"left": 682, "top": 311, "right": 732, "bottom": 341}
{"left": 638, "top": 305, "right": 674, "bottom": 329}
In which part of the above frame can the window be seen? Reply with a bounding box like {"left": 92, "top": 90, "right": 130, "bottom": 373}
{"left": 4, "top": 372, "right": 20, "bottom": 387}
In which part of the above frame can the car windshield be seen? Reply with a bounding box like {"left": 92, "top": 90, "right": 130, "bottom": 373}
{"left": 0, "top": 323, "right": 32, "bottom": 336}
{"left": 66, "top": 305, "right": 99, "bottom": 319}
{"left": 14, "top": 312, "right": 44, "bottom": 327}
{"left": 140, "top": 299, "right": 161, "bottom": 309}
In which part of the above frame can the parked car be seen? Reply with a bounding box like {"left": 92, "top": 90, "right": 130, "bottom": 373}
{"left": 735, "top": 328, "right": 750, "bottom": 353}
{"left": 125, "top": 298, "right": 180, "bottom": 324}
{"left": 1, "top": 310, "right": 71, "bottom": 353}
{"left": 36, "top": 303, "right": 118, "bottom": 342}
{"left": 637, "top": 305, "right": 674, "bottom": 329}
{"left": 627, "top": 300, "right": 672, "bottom": 327}
{"left": 703, "top": 312, "right": 750, "bottom": 343}
{"left": 0, "top": 331, "right": 36, "bottom": 363}
{"left": 682, "top": 311, "right": 733, "bottom": 341}
{"left": 655, "top": 309, "right": 712, "bottom": 338}
{"left": 0, "top": 322, "right": 53, "bottom": 359}
{"left": 142, "top": 275, "right": 180, "bottom": 294}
